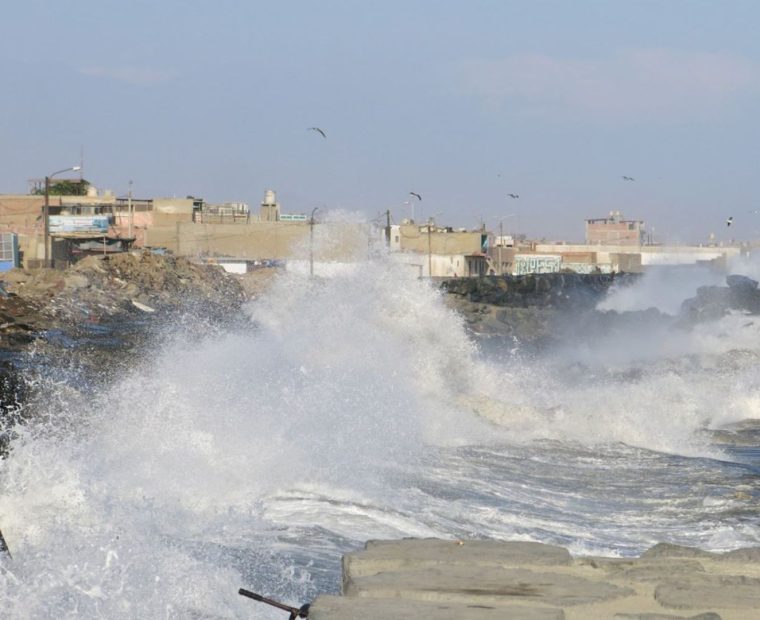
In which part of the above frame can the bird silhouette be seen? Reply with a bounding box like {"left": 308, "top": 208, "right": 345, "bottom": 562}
{"left": 409, "top": 192, "right": 422, "bottom": 201}
{"left": 308, "top": 127, "right": 326, "bottom": 139}
{"left": 622, "top": 176, "right": 635, "bottom": 182}
{"left": 726, "top": 216, "right": 734, "bottom": 227}
{"left": 507, "top": 193, "right": 519, "bottom": 199}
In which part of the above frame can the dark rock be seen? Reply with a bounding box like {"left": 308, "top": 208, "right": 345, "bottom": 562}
{"left": 442, "top": 273, "right": 643, "bottom": 348}
{"left": 726, "top": 274, "right": 758, "bottom": 290}
{"left": 679, "top": 275, "right": 760, "bottom": 323}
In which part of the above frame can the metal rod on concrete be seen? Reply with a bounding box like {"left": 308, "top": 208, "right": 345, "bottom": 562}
{"left": 0, "top": 526, "right": 11, "bottom": 560}
{"left": 238, "top": 588, "right": 309, "bottom": 618}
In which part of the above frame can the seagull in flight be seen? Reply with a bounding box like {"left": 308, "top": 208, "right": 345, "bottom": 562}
{"left": 409, "top": 191, "right": 422, "bottom": 201}
{"left": 308, "top": 127, "right": 326, "bottom": 139}
{"left": 726, "top": 216, "right": 734, "bottom": 227}
{"left": 622, "top": 176, "right": 636, "bottom": 182}
{"left": 507, "top": 193, "right": 519, "bottom": 199}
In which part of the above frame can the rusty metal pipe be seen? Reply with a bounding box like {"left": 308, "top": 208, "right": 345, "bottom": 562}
{"left": 0, "top": 526, "right": 11, "bottom": 560}
{"left": 238, "top": 588, "right": 309, "bottom": 618}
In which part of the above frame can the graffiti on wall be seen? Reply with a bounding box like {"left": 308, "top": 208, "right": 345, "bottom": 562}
{"left": 514, "top": 254, "right": 561, "bottom": 275}
{"left": 563, "top": 262, "right": 612, "bottom": 274}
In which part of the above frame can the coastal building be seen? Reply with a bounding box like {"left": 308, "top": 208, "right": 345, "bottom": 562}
{"left": 0, "top": 233, "right": 19, "bottom": 271}
{"left": 259, "top": 190, "right": 280, "bottom": 222}
{"left": 586, "top": 211, "right": 645, "bottom": 246}
{"left": 387, "top": 221, "right": 490, "bottom": 277}
{"left": 3, "top": 181, "right": 743, "bottom": 277}
{"left": 532, "top": 242, "right": 739, "bottom": 272}
{"left": 512, "top": 250, "right": 642, "bottom": 275}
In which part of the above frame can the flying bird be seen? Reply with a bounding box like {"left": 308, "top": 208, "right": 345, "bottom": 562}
{"left": 409, "top": 192, "right": 422, "bottom": 201}
{"left": 308, "top": 127, "right": 326, "bottom": 139}
{"left": 507, "top": 193, "right": 519, "bottom": 199}
{"left": 726, "top": 216, "right": 733, "bottom": 227}
{"left": 622, "top": 176, "right": 636, "bottom": 182}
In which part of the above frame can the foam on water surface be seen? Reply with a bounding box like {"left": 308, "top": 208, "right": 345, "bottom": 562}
{"left": 1, "top": 239, "right": 760, "bottom": 617}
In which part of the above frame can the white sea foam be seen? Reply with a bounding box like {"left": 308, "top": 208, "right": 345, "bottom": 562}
{"left": 1, "top": 226, "right": 759, "bottom": 616}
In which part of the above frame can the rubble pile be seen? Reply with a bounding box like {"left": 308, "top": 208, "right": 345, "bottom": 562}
{"left": 0, "top": 252, "right": 247, "bottom": 349}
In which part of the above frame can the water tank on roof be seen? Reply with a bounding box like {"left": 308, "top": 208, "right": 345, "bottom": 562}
{"left": 86, "top": 185, "right": 98, "bottom": 197}
{"left": 263, "top": 189, "right": 276, "bottom": 205}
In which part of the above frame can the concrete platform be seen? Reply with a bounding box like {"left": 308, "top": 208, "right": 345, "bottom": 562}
{"left": 309, "top": 538, "right": 760, "bottom": 620}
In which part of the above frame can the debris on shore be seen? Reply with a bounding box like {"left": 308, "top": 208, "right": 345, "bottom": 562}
{"left": 0, "top": 251, "right": 247, "bottom": 349}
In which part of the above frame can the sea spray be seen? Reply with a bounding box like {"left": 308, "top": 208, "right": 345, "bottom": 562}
{"left": 0, "top": 254, "right": 492, "bottom": 617}
{"left": 1, "top": 234, "right": 759, "bottom": 616}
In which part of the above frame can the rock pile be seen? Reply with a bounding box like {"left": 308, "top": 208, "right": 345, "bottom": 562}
{"left": 310, "top": 538, "right": 760, "bottom": 619}
{"left": 442, "top": 272, "right": 760, "bottom": 347}
{"left": 441, "top": 273, "right": 639, "bottom": 346}
{"left": 680, "top": 274, "right": 760, "bottom": 323}
{"left": 0, "top": 252, "right": 246, "bottom": 349}
{"left": 442, "top": 273, "right": 627, "bottom": 309}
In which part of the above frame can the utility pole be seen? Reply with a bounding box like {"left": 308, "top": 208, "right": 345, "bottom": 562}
{"left": 499, "top": 219, "right": 503, "bottom": 275}
{"left": 43, "top": 176, "right": 50, "bottom": 267}
{"left": 128, "top": 180, "right": 134, "bottom": 240}
{"left": 427, "top": 218, "right": 432, "bottom": 277}
{"left": 43, "top": 165, "right": 81, "bottom": 267}
{"left": 310, "top": 207, "right": 319, "bottom": 277}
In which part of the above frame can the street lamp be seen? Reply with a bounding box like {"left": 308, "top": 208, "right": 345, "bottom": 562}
{"left": 43, "top": 165, "right": 81, "bottom": 267}
{"left": 309, "top": 206, "right": 319, "bottom": 277}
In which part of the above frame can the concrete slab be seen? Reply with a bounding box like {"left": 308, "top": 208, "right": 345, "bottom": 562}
{"left": 595, "top": 559, "right": 707, "bottom": 583}
{"left": 614, "top": 614, "right": 722, "bottom": 619}
{"left": 323, "top": 539, "right": 760, "bottom": 619}
{"left": 343, "top": 538, "right": 572, "bottom": 582}
{"left": 642, "top": 544, "right": 720, "bottom": 561}
{"left": 655, "top": 575, "right": 760, "bottom": 610}
{"left": 346, "top": 565, "right": 634, "bottom": 607}
{"left": 310, "top": 595, "right": 565, "bottom": 620}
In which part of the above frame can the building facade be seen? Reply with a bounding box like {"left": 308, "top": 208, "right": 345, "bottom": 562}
{"left": 586, "top": 211, "right": 645, "bottom": 246}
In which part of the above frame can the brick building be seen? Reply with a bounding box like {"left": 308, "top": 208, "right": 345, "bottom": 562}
{"left": 585, "top": 211, "right": 645, "bottom": 246}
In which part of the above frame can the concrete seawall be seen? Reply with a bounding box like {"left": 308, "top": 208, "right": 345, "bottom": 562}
{"left": 309, "top": 538, "right": 760, "bottom": 619}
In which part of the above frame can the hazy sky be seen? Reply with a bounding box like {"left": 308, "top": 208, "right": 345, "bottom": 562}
{"left": 3, "top": 1, "right": 760, "bottom": 242}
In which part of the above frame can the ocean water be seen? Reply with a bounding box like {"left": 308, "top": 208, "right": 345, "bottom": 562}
{"left": 1, "top": 252, "right": 759, "bottom": 618}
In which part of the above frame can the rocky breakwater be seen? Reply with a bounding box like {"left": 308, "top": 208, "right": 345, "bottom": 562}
{"left": 0, "top": 251, "right": 246, "bottom": 350}
{"left": 679, "top": 274, "right": 760, "bottom": 325}
{"left": 441, "top": 273, "right": 637, "bottom": 347}
{"left": 0, "top": 252, "right": 248, "bottom": 455}
{"left": 309, "top": 538, "right": 760, "bottom": 619}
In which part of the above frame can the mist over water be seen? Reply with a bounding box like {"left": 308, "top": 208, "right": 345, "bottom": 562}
{"left": 1, "top": 247, "right": 760, "bottom": 618}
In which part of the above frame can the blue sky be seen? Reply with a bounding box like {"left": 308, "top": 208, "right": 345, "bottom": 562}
{"left": 2, "top": 1, "right": 760, "bottom": 242}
